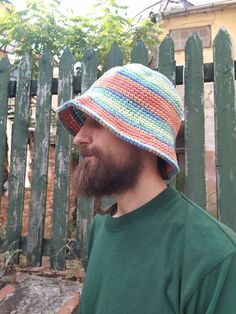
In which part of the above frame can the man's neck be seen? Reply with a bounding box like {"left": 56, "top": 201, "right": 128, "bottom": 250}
{"left": 113, "top": 169, "right": 167, "bottom": 217}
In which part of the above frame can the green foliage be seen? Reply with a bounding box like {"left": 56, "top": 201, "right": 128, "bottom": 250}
{"left": 0, "top": 0, "right": 67, "bottom": 58}
{"left": 0, "top": 0, "right": 162, "bottom": 71}
{"left": 0, "top": 238, "right": 22, "bottom": 270}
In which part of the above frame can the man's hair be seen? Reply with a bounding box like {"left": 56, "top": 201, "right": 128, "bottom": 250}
{"left": 157, "top": 157, "right": 168, "bottom": 180}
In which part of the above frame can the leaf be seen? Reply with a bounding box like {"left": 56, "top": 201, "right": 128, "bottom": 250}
{"left": 0, "top": 0, "right": 162, "bottom": 72}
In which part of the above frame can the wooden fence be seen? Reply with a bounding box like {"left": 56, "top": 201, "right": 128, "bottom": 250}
{"left": 0, "top": 28, "right": 236, "bottom": 270}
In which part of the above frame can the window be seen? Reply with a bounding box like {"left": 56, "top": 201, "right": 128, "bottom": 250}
{"left": 169, "top": 26, "right": 211, "bottom": 51}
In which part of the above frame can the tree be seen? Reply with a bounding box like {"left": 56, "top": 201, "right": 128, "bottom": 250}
{"left": 0, "top": 0, "right": 162, "bottom": 72}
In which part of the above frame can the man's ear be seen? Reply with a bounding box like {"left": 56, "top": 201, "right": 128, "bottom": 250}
{"left": 156, "top": 157, "right": 167, "bottom": 180}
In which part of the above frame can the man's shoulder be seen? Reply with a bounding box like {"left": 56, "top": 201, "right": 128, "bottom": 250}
{"left": 175, "top": 191, "right": 236, "bottom": 275}
{"left": 178, "top": 191, "right": 236, "bottom": 249}
{"left": 174, "top": 191, "right": 236, "bottom": 304}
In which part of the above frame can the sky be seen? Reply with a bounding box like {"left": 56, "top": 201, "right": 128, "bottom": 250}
{"left": 10, "top": 0, "right": 227, "bottom": 17}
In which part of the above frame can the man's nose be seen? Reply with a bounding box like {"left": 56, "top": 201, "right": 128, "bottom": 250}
{"left": 73, "top": 125, "right": 92, "bottom": 146}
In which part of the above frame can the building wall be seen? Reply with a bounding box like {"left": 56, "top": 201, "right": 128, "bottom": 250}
{"left": 159, "top": 4, "right": 236, "bottom": 65}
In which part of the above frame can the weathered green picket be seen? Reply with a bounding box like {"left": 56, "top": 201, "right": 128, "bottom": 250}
{"left": 6, "top": 54, "right": 32, "bottom": 258}
{"left": 0, "top": 57, "right": 10, "bottom": 204}
{"left": 213, "top": 28, "right": 236, "bottom": 231}
{"left": 131, "top": 39, "right": 148, "bottom": 66}
{"left": 50, "top": 49, "right": 73, "bottom": 270}
{"left": 158, "top": 35, "right": 175, "bottom": 84}
{"left": 105, "top": 42, "right": 123, "bottom": 71}
{"left": 158, "top": 35, "right": 176, "bottom": 188}
{"left": 27, "top": 52, "right": 53, "bottom": 266}
{"left": 0, "top": 29, "right": 236, "bottom": 269}
{"left": 184, "top": 33, "right": 206, "bottom": 209}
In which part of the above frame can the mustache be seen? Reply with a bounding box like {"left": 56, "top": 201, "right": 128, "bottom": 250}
{"left": 79, "top": 145, "right": 100, "bottom": 158}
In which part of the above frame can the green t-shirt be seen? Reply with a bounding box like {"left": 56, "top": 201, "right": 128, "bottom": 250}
{"left": 79, "top": 187, "right": 236, "bottom": 314}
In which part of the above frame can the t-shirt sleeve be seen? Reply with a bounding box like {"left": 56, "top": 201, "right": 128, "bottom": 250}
{"left": 185, "top": 251, "right": 236, "bottom": 314}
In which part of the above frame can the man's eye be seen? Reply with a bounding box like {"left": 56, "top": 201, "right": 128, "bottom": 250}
{"left": 93, "top": 120, "right": 102, "bottom": 128}
{"left": 85, "top": 115, "right": 103, "bottom": 129}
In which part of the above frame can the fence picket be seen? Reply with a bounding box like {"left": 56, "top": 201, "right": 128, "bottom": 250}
{"left": 6, "top": 54, "right": 32, "bottom": 255}
{"left": 81, "top": 45, "right": 98, "bottom": 94}
{"left": 27, "top": 51, "right": 53, "bottom": 266}
{"left": 105, "top": 42, "right": 123, "bottom": 70}
{"left": 158, "top": 35, "right": 177, "bottom": 187}
{"left": 184, "top": 33, "right": 206, "bottom": 208}
{"left": 213, "top": 28, "right": 236, "bottom": 230}
{"left": 0, "top": 57, "right": 10, "bottom": 205}
{"left": 76, "top": 46, "right": 98, "bottom": 265}
{"left": 131, "top": 39, "right": 148, "bottom": 66}
{"left": 158, "top": 35, "right": 176, "bottom": 84}
{"left": 50, "top": 49, "right": 74, "bottom": 270}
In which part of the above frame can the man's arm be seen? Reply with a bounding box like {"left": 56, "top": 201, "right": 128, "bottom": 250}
{"left": 184, "top": 251, "right": 236, "bottom": 313}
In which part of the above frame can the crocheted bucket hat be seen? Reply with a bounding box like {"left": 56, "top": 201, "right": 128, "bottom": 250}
{"left": 57, "top": 63, "right": 183, "bottom": 179}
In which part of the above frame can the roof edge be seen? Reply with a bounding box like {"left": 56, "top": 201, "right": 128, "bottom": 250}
{"left": 162, "top": 1, "right": 236, "bottom": 18}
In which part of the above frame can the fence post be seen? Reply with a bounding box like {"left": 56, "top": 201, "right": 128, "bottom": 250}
{"left": 131, "top": 39, "right": 148, "bottom": 66}
{"left": 158, "top": 35, "right": 177, "bottom": 187}
{"left": 50, "top": 49, "right": 74, "bottom": 270}
{"left": 213, "top": 28, "right": 236, "bottom": 231}
{"left": 6, "top": 54, "right": 32, "bottom": 257}
{"left": 27, "top": 51, "right": 53, "bottom": 266}
{"left": 184, "top": 33, "right": 206, "bottom": 208}
{"left": 0, "top": 57, "right": 10, "bottom": 205}
{"left": 158, "top": 35, "right": 176, "bottom": 84}
{"left": 105, "top": 42, "right": 123, "bottom": 71}
{"left": 76, "top": 46, "right": 98, "bottom": 265}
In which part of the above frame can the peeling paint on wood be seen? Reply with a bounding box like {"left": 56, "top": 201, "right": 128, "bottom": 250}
{"left": 213, "top": 28, "right": 236, "bottom": 230}
{"left": 0, "top": 57, "right": 10, "bottom": 204}
{"left": 50, "top": 49, "right": 73, "bottom": 271}
{"left": 27, "top": 51, "right": 53, "bottom": 266}
{"left": 184, "top": 33, "right": 206, "bottom": 208}
{"left": 76, "top": 197, "right": 93, "bottom": 265}
{"left": 6, "top": 54, "right": 32, "bottom": 257}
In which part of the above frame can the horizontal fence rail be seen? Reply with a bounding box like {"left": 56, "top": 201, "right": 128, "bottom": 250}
{"left": 0, "top": 28, "right": 236, "bottom": 270}
{"left": 7, "top": 61, "right": 236, "bottom": 98}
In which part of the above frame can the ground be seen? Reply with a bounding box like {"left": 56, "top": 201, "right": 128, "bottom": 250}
{"left": 0, "top": 258, "right": 85, "bottom": 314}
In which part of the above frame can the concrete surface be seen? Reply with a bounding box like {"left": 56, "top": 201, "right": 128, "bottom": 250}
{"left": 0, "top": 275, "right": 81, "bottom": 314}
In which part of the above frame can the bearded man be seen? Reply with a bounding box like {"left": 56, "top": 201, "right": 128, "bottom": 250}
{"left": 57, "top": 63, "right": 236, "bottom": 314}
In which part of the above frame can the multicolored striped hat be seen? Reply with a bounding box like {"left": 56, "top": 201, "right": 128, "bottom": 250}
{"left": 57, "top": 63, "right": 183, "bottom": 179}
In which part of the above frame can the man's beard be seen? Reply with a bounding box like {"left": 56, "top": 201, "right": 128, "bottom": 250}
{"left": 72, "top": 144, "right": 144, "bottom": 197}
